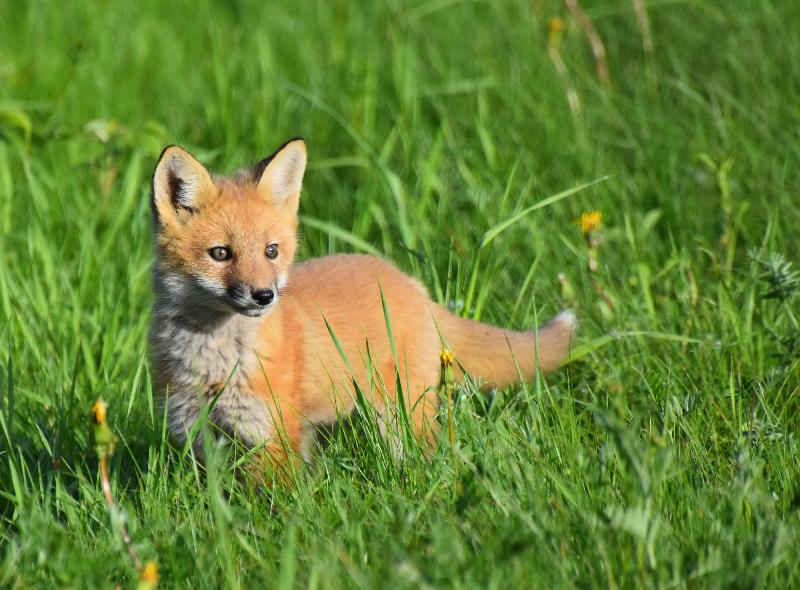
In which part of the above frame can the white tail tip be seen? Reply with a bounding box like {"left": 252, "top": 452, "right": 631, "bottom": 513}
{"left": 552, "top": 309, "right": 578, "bottom": 333}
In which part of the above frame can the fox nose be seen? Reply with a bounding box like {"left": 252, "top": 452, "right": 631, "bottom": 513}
{"left": 251, "top": 288, "right": 275, "bottom": 306}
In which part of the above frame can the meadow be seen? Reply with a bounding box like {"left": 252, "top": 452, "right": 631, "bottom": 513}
{"left": 1, "top": 0, "right": 799, "bottom": 587}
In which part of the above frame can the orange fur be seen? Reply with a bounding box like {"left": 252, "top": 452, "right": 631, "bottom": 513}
{"left": 150, "top": 139, "right": 576, "bottom": 469}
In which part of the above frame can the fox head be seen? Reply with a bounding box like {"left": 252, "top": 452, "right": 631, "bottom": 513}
{"left": 151, "top": 138, "right": 306, "bottom": 318}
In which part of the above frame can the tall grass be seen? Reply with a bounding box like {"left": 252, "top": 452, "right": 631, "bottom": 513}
{"left": 1, "top": 0, "right": 798, "bottom": 587}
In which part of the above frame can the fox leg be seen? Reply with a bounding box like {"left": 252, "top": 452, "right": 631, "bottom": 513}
{"left": 245, "top": 409, "right": 304, "bottom": 487}
{"left": 410, "top": 388, "right": 442, "bottom": 455}
{"left": 377, "top": 359, "right": 442, "bottom": 459}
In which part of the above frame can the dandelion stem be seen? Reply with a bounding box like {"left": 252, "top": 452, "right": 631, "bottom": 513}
{"left": 99, "top": 455, "right": 142, "bottom": 570}
{"left": 99, "top": 456, "right": 114, "bottom": 507}
{"left": 546, "top": 17, "right": 581, "bottom": 117}
{"left": 564, "top": 0, "right": 610, "bottom": 85}
{"left": 93, "top": 399, "right": 152, "bottom": 581}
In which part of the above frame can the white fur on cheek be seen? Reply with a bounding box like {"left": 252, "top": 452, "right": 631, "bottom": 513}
{"left": 194, "top": 274, "right": 227, "bottom": 297}
{"left": 277, "top": 273, "right": 288, "bottom": 291}
{"left": 160, "top": 271, "right": 226, "bottom": 309}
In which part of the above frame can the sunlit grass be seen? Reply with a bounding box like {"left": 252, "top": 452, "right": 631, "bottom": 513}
{"left": 1, "top": 0, "right": 799, "bottom": 587}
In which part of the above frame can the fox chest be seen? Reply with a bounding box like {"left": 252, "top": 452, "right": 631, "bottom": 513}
{"left": 157, "top": 323, "right": 273, "bottom": 447}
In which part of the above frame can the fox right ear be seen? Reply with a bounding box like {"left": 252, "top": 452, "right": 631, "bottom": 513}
{"left": 253, "top": 138, "right": 307, "bottom": 211}
{"left": 151, "top": 146, "right": 215, "bottom": 224}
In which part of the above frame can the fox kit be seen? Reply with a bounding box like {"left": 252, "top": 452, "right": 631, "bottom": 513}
{"left": 150, "top": 138, "right": 576, "bottom": 469}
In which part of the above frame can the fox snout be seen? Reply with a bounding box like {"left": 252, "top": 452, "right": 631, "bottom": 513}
{"left": 225, "top": 281, "right": 279, "bottom": 314}
{"left": 251, "top": 288, "right": 274, "bottom": 306}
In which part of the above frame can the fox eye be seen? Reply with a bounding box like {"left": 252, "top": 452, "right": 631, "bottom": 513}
{"left": 208, "top": 246, "right": 232, "bottom": 261}
{"left": 265, "top": 244, "right": 279, "bottom": 259}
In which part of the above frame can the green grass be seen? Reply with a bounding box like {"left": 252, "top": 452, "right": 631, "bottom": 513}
{"left": 1, "top": 0, "right": 799, "bottom": 587}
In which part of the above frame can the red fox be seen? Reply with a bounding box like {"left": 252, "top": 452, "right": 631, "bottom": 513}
{"left": 150, "top": 138, "right": 576, "bottom": 468}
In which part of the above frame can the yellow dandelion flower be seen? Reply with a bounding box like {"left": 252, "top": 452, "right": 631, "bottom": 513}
{"left": 92, "top": 399, "right": 107, "bottom": 425}
{"left": 439, "top": 349, "right": 455, "bottom": 366}
{"left": 548, "top": 17, "right": 566, "bottom": 34}
{"left": 577, "top": 211, "right": 601, "bottom": 235}
{"left": 137, "top": 561, "right": 159, "bottom": 589}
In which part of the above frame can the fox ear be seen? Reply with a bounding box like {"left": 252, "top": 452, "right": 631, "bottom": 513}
{"left": 152, "top": 146, "right": 215, "bottom": 223}
{"left": 254, "top": 138, "right": 307, "bottom": 210}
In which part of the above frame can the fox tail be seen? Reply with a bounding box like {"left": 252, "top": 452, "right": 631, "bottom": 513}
{"left": 434, "top": 307, "right": 577, "bottom": 388}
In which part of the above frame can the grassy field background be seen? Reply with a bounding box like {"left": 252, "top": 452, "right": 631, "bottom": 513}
{"left": 1, "top": 0, "right": 799, "bottom": 587}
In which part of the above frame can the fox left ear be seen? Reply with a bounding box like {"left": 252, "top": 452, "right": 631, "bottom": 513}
{"left": 254, "top": 138, "right": 307, "bottom": 210}
{"left": 152, "top": 145, "right": 215, "bottom": 225}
